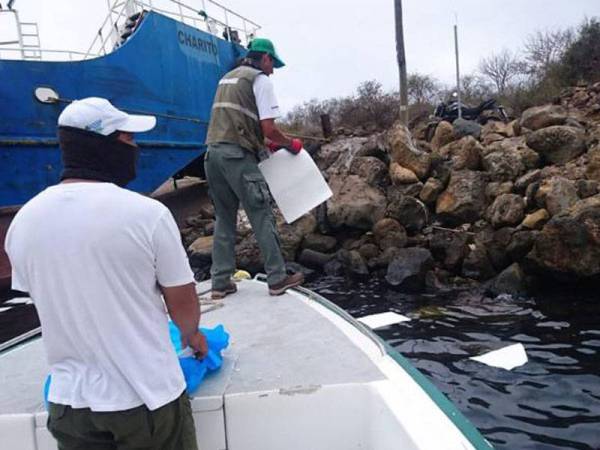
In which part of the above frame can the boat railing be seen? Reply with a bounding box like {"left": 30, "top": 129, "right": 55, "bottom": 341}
{"left": 0, "top": 0, "right": 260, "bottom": 62}
{"left": 85, "top": 0, "right": 261, "bottom": 59}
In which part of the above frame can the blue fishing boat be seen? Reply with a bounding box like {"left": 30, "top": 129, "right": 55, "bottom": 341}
{"left": 0, "top": 0, "right": 259, "bottom": 287}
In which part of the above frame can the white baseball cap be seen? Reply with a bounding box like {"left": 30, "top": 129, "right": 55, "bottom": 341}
{"left": 58, "top": 97, "right": 156, "bottom": 136}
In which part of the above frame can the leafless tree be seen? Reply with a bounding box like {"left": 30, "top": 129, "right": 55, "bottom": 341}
{"left": 524, "top": 29, "right": 574, "bottom": 80}
{"left": 407, "top": 73, "right": 441, "bottom": 105}
{"left": 479, "top": 49, "right": 525, "bottom": 94}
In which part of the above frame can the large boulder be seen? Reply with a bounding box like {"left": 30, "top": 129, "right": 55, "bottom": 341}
{"left": 519, "top": 105, "right": 568, "bottom": 131}
{"left": 278, "top": 214, "right": 317, "bottom": 261}
{"left": 522, "top": 209, "right": 550, "bottom": 229}
{"left": 350, "top": 156, "right": 389, "bottom": 187}
{"left": 453, "top": 118, "right": 482, "bottom": 140}
{"left": 302, "top": 233, "right": 338, "bottom": 253}
{"left": 372, "top": 218, "right": 407, "bottom": 249}
{"left": 314, "top": 137, "right": 369, "bottom": 175}
{"left": 327, "top": 175, "right": 387, "bottom": 229}
{"left": 419, "top": 177, "right": 445, "bottom": 204}
{"left": 462, "top": 244, "right": 496, "bottom": 281}
{"left": 482, "top": 120, "right": 515, "bottom": 140}
{"left": 488, "top": 263, "right": 528, "bottom": 297}
{"left": 526, "top": 126, "right": 587, "bottom": 165}
{"left": 429, "top": 228, "right": 469, "bottom": 271}
{"left": 430, "top": 121, "right": 456, "bottom": 151}
{"left": 338, "top": 249, "right": 370, "bottom": 278}
{"left": 388, "top": 122, "right": 431, "bottom": 179}
{"left": 534, "top": 176, "right": 579, "bottom": 216}
{"left": 482, "top": 149, "right": 526, "bottom": 182}
{"left": 389, "top": 162, "right": 419, "bottom": 185}
{"left": 438, "top": 136, "right": 482, "bottom": 171}
{"left": 486, "top": 194, "right": 526, "bottom": 228}
{"left": 386, "top": 193, "right": 429, "bottom": 234}
{"left": 385, "top": 248, "right": 434, "bottom": 291}
{"left": 436, "top": 170, "right": 487, "bottom": 225}
{"left": 586, "top": 148, "right": 600, "bottom": 182}
{"left": 526, "top": 195, "right": 600, "bottom": 279}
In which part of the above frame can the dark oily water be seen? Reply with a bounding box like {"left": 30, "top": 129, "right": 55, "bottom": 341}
{"left": 305, "top": 276, "right": 600, "bottom": 450}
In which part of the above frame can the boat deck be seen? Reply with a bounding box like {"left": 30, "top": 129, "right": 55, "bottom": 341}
{"left": 0, "top": 278, "right": 384, "bottom": 415}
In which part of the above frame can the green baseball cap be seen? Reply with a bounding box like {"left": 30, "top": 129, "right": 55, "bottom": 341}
{"left": 248, "top": 38, "right": 285, "bottom": 68}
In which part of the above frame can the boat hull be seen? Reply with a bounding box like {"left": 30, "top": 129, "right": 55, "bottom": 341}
{"left": 0, "top": 11, "right": 245, "bottom": 290}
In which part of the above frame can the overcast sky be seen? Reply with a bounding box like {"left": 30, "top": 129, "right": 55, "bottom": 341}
{"left": 2, "top": 0, "right": 600, "bottom": 113}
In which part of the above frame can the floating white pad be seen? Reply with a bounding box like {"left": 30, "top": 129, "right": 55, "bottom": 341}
{"left": 470, "top": 343, "right": 528, "bottom": 370}
{"left": 259, "top": 149, "right": 332, "bottom": 223}
{"left": 357, "top": 312, "right": 411, "bottom": 329}
{"left": 4, "top": 298, "right": 31, "bottom": 306}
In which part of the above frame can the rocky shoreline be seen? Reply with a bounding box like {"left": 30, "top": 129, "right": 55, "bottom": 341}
{"left": 184, "top": 83, "right": 600, "bottom": 297}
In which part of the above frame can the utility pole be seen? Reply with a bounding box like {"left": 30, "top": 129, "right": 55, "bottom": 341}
{"left": 394, "top": 0, "right": 409, "bottom": 125}
{"left": 454, "top": 16, "right": 462, "bottom": 119}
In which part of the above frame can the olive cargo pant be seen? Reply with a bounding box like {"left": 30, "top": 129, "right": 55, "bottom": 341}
{"left": 204, "top": 143, "right": 287, "bottom": 289}
{"left": 47, "top": 391, "right": 197, "bottom": 450}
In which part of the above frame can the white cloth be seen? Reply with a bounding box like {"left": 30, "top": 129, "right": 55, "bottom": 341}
{"left": 253, "top": 74, "right": 281, "bottom": 120}
{"left": 5, "top": 182, "right": 194, "bottom": 411}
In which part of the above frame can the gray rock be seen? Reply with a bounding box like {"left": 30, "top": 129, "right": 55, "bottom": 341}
{"left": 419, "top": 178, "right": 445, "bottom": 204}
{"left": 338, "top": 249, "right": 370, "bottom": 278}
{"left": 485, "top": 182, "right": 514, "bottom": 201}
{"left": 486, "top": 194, "right": 526, "bottom": 228}
{"left": 302, "top": 233, "right": 338, "bottom": 253}
{"left": 488, "top": 263, "right": 528, "bottom": 297}
{"left": 436, "top": 170, "right": 488, "bottom": 225}
{"left": 526, "top": 126, "right": 587, "bottom": 165}
{"left": 372, "top": 218, "right": 408, "bottom": 249}
{"left": 534, "top": 176, "right": 579, "bottom": 216}
{"left": 297, "top": 249, "right": 335, "bottom": 270}
{"left": 520, "top": 104, "right": 568, "bottom": 131}
{"left": 462, "top": 245, "right": 496, "bottom": 281}
{"left": 453, "top": 118, "right": 482, "bottom": 140}
{"left": 368, "top": 246, "right": 402, "bottom": 269}
{"left": 526, "top": 195, "right": 600, "bottom": 279}
{"left": 514, "top": 169, "right": 543, "bottom": 194}
{"left": 388, "top": 122, "right": 432, "bottom": 179}
{"left": 278, "top": 214, "right": 317, "bottom": 261}
{"left": 586, "top": 148, "right": 600, "bottom": 182}
{"left": 507, "top": 230, "right": 537, "bottom": 262}
{"left": 482, "top": 150, "right": 526, "bottom": 182}
{"left": 327, "top": 175, "right": 387, "bottom": 229}
{"left": 386, "top": 195, "right": 429, "bottom": 234}
{"left": 576, "top": 179, "right": 599, "bottom": 199}
{"left": 350, "top": 156, "right": 389, "bottom": 187}
{"left": 385, "top": 248, "right": 434, "bottom": 291}
{"left": 430, "top": 121, "right": 456, "bottom": 152}
{"left": 429, "top": 228, "right": 469, "bottom": 270}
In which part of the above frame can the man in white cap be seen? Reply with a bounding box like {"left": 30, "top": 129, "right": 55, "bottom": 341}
{"left": 5, "top": 97, "right": 204, "bottom": 450}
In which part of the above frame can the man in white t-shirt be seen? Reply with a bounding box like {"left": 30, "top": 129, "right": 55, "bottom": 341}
{"left": 205, "top": 38, "right": 304, "bottom": 299}
{"left": 5, "top": 97, "right": 206, "bottom": 450}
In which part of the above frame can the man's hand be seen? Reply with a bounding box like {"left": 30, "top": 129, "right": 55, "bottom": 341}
{"left": 187, "top": 330, "right": 209, "bottom": 359}
{"left": 286, "top": 138, "right": 303, "bottom": 154}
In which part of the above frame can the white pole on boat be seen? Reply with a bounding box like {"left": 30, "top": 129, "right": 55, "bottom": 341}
{"left": 106, "top": 0, "right": 117, "bottom": 48}
{"left": 454, "top": 14, "right": 462, "bottom": 119}
{"left": 11, "top": 9, "right": 25, "bottom": 59}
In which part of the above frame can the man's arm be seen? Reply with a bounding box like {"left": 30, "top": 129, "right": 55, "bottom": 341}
{"left": 161, "top": 283, "right": 207, "bottom": 358}
{"left": 261, "top": 118, "right": 292, "bottom": 148}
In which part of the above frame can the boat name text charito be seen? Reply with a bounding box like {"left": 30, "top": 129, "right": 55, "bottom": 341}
{"left": 177, "top": 31, "right": 217, "bottom": 55}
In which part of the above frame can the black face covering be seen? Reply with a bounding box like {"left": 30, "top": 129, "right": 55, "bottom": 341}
{"left": 58, "top": 126, "right": 139, "bottom": 187}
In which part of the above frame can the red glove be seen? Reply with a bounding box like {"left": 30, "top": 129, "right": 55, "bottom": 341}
{"left": 286, "top": 138, "right": 303, "bottom": 154}
{"left": 267, "top": 141, "right": 281, "bottom": 152}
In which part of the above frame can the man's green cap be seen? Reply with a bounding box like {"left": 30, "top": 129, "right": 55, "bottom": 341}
{"left": 248, "top": 38, "right": 285, "bottom": 68}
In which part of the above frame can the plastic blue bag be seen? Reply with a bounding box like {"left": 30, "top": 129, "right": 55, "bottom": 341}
{"left": 168, "top": 323, "right": 230, "bottom": 394}
{"left": 44, "top": 323, "right": 230, "bottom": 406}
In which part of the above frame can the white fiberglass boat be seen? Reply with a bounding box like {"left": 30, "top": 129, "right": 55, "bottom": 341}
{"left": 0, "top": 277, "right": 492, "bottom": 449}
